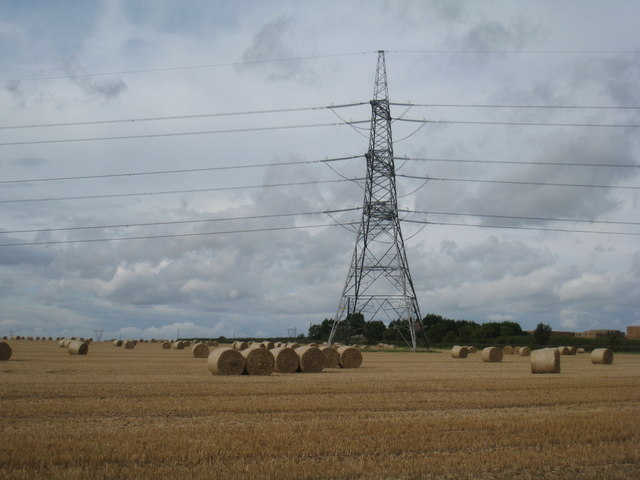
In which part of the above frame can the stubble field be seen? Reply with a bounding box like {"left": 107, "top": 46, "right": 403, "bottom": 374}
{"left": 1, "top": 340, "right": 639, "bottom": 480}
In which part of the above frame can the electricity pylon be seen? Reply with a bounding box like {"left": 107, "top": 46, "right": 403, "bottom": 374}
{"left": 329, "top": 51, "right": 423, "bottom": 351}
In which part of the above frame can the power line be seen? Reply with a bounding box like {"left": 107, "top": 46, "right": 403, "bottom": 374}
{"left": 0, "top": 155, "right": 362, "bottom": 185}
{"left": 0, "top": 177, "right": 363, "bottom": 204}
{"left": 396, "top": 118, "right": 640, "bottom": 128}
{"left": 2, "top": 51, "right": 377, "bottom": 84}
{"left": 400, "top": 209, "right": 640, "bottom": 226}
{"left": 0, "top": 222, "right": 360, "bottom": 248}
{"left": 388, "top": 49, "right": 640, "bottom": 55}
{"left": 397, "top": 156, "right": 640, "bottom": 169}
{"left": 390, "top": 102, "right": 640, "bottom": 110}
{"left": 398, "top": 174, "right": 640, "bottom": 190}
{"left": 0, "top": 120, "right": 370, "bottom": 147}
{"left": 402, "top": 218, "right": 640, "bottom": 237}
{"left": 2, "top": 207, "right": 361, "bottom": 234}
{"left": 0, "top": 102, "right": 368, "bottom": 130}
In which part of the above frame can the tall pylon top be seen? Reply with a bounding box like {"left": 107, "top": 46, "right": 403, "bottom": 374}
{"left": 373, "top": 51, "right": 389, "bottom": 102}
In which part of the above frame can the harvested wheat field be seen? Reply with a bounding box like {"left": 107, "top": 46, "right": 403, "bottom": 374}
{"left": 1, "top": 340, "right": 639, "bottom": 480}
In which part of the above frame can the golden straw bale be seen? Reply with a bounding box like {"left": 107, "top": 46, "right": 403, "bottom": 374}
{"left": 58, "top": 339, "right": 66, "bottom": 348}
{"left": 481, "top": 346, "right": 503, "bottom": 363}
{"left": 232, "top": 341, "right": 248, "bottom": 351}
{"left": 513, "top": 346, "right": 521, "bottom": 355}
{"left": 0, "top": 341, "right": 12, "bottom": 361}
{"left": 241, "top": 347, "right": 274, "bottom": 375}
{"left": 260, "top": 341, "right": 275, "bottom": 350}
{"left": 67, "top": 340, "right": 88, "bottom": 355}
{"left": 161, "top": 341, "right": 171, "bottom": 350}
{"left": 518, "top": 346, "right": 532, "bottom": 356}
{"left": 531, "top": 348, "right": 560, "bottom": 374}
{"left": 577, "top": 347, "right": 585, "bottom": 354}
{"left": 296, "top": 346, "right": 324, "bottom": 373}
{"left": 113, "top": 340, "right": 123, "bottom": 347}
{"left": 503, "top": 346, "right": 513, "bottom": 355}
{"left": 122, "top": 340, "right": 136, "bottom": 349}
{"left": 451, "top": 345, "right": 469, "bottom": 359}
{"left": 337, "top": 346, "right": 363, "bottom": 369}
{"left": 567, "top": 346, "right": 577, "bottom": 355}
{"left": 208, "top": 347, "right": 245, "bottom": 375}
{"left": 172, "top": 341, "right": 185, "bottom": 350}
{"left": 466, "top": 346, "right": 477, "bottom": 353}
{"left": 591, "top": 348, "right": 614, "bottom": 365}
{"left": 557, "top": 346, "right": 569, "bottom": 355}
{"left": 206, "top": 341, "right": 219, "bottom": 347}
{"left": 1, "top": 336, "right": 6, "bottom": 341}
{"left": 319, "top": 345, "right": 340, "bottom": 368}
{"left": 192, "top": 343, "right": 210, "bottom": 359}
{"left": 270, "top": 347, "right": 299, "bottom": 373}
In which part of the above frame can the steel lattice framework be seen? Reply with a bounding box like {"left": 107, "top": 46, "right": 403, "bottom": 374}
{"left": 329, "top": 51, "right": 423, "bottom": 350}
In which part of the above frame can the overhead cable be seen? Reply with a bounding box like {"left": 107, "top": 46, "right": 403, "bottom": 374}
{"left": 390, "top": 102, "right": 640, "bottom": 110}
{"left": 396, "top": 118, "right": 640, "bottom": 128}
{"left": 0, "top": 120, "right": 370, "bottom": 147}
{"left": 397, "top": 156, "right": 639, "bottom": 169}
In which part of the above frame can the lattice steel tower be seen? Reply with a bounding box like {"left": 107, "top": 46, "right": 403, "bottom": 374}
{"left": 329, "top": 51, "right": 422, "bottom": 350}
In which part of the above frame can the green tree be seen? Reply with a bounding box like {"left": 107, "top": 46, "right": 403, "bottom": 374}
{"left": 363, "top": 320, "right": 387, "bottom": 343}
{"left": 308, "top": 319, "right": 333, "bottom": 341}
{"left": 533, "top": 323, "right": 552, "bottom": 345}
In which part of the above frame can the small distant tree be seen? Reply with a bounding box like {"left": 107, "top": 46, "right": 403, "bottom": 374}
{"left": 364, "top": 320, "right": 386, "bottom": 343}
{"left": 533, "top": 323, "right": 552, "bottom": 345}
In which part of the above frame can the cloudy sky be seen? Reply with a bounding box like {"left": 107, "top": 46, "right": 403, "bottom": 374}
{"left": 1, "top": 0, "right": 639, "bottom": 340}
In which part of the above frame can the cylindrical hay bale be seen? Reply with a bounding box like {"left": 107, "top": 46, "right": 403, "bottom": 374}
{"left": 466, "top": 346, "right": 477, "bottom": 354}
{"left": 286, "top": 342, "right": 301, "bottom": 350}
{"left": 451, "top": 345, "right": 469, "bottom": 359}
{"left": 123, "top": 340, "right": 135, "bottom": 349}
{"left": 62, "top": 338, "right": 73, "bottom": 348}
{"left": 481, "top": 346, "right": 503, "bottom": 363}
{"left": 206, "top": 340, "right": 219, "bottom": 347}
{"left": 337, "top": 346, "right": 363, "bottom": 369}
{"left": 503, "top": 345, "right": 513, "bottom": 355}
{"left": 591, "top": 348, "right": 614, "bottom": 365}
{"left": 270, "top": 347, "right": 299, "bottom": 373}
{"left": 567, "top": 346, "right": 577, "bottom": 355}
{"left": 557, "top": 346, "right": 569, "bottom": 355}
{"left": 577, "top": 347, "right": 585, "bottom": 354}
{"left": 518, "top": 346, "right": 532, "bottom": 356}
{"left": 172, "top": 341, "right": 185, "bottom": 350}
{"left": 260, "top": 341, "right": 275, "bottom": 350}
{"left": 297, "top": 346, "right": 324, "bottom": 373}
{"left": 208, "top": 347, "right": 245, "bottom": 375}
{"left": 0, "top": 341, "right": 12, "bottom": 361}
{"left": 161, "top": 341, "right": 171, "bottom": 350}
{"left": 319, "top": 345, "right": 340, "bottom": 368}
{"left": 232, "top": 341, "right": 248, "bottom": 351}
{"left": 192, "top": 343, "right": 210, "bottom": 359}
{"left": 113, "top": 339, "right": 123, "bottom": 347}
{"left": 68, "top": 340, "right": 88, "bottom": 355}
{"left": 58, "top": 339, "right": 66, "bottom": 348}
{"left": 241, "top": 347, "right": 274, "bottom": 375}
{"left": 531, "top": 348, "right": 560, "bottom": 374}
{"left": 513, "top": 346, "right": 521, "bottom": 355}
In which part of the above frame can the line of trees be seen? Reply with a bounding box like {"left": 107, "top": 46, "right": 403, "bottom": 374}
{"left": 308, "top": 314, "right": 555, "bottom": 346}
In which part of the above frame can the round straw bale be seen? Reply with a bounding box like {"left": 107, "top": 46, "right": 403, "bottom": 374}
{"left": 206, "top": 340, "right": 219, "bottom": 347}
{"left": 319, "top": 345, "right": 340, "bottom": 368}
{"left": 192, "top": 343, "right": 210, "bottom": 359}
{"left": 308, "top": 343, "right": 319, "bottom": 348}
{"left": 577, "top": 347, "right": 585, "bottom": 354}
{"left": 481, "top": 346, "right": 503, "bottom": 363}
{"left": 62, "top": 338, "right": 73, "bottom": 348}
{"left": 296, "top": 346, "right": 324, "bottom": 373}
{"left": 567, "top": 346, "right": 577, "bottom": 355}
{"left": 241, "top": 347, "right": 274, "bottom": 375}
{"left": 0, "top": 341, "right": 12, "bottom": 361}
{"left": 531, "top": 347, "right": 560, "bottom": 374}
{"left": 270, "top": 347, "right": 299, "bottom": 373}
{"left": 68, "top": 340, "right": 88, "bottom": 355}
{"left": 557, "top": 346, "right": 569, "bottom": 355}
{"left": 172, "top": 341, "right": 185, "bottom": 350}
{"left": 260, "top": 341, "right": 275, "bottom": 350}
{"left": 466, "top": 346, "right": 477, "bottom": 353}
{"left": 287, "top": 342, "right": 301, "bottom": 350}
{"left": 337, "top": 346, "right": 363, "bottom": 368}
{"left": 208, "top": 347, "right": 245, "bottom": 375}
{"left": 503, "top": 345, "right": 513, "bottom": 355}
{"left": 58, "top": 339, "right": 66, "bottom": 348}
{"left": 161, "top": 341, "right": 171, "bottom": 350}
{"left": 591, "top": 348, "right": 614, "bottom": 365}
{"left": 232, "top": 341, "right": 248, "bottom": 351}
{"left": 1, "top": 336, "right": 6, "bottom": 341}
{"left": 513, "top": 346, "right": 521, "bottom": 355}
{"left": 113, "top": 339, "right": 123, "bottom": 347}
{"left": 123, "top": 340, "right": 136, "bottom": 349}
{"left": 518, "top": 346, "right": 532, "bottom": 356}
{"left": 451, "top": 345, "right": 469, "bottom": 358}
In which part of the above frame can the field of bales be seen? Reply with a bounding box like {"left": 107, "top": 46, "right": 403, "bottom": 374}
{"left": 1, "top": 340, "right": 639, "bottom": 480}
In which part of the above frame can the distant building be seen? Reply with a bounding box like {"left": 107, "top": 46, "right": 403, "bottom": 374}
{"left": 627, "top": 326, "right": 640, "bottom": 340}
{"left": 576, "top": 329, "right": 624, "bottom": 339}
{"left": 552, "top": 331, "right": 576, "bottom": 338}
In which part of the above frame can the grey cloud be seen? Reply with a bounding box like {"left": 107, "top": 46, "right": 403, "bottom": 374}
{"left": 457, "top": 19, "right": 539, "bottom": 53}
{"left": 61, "top": 57, "right": 127, "bottom": 100}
